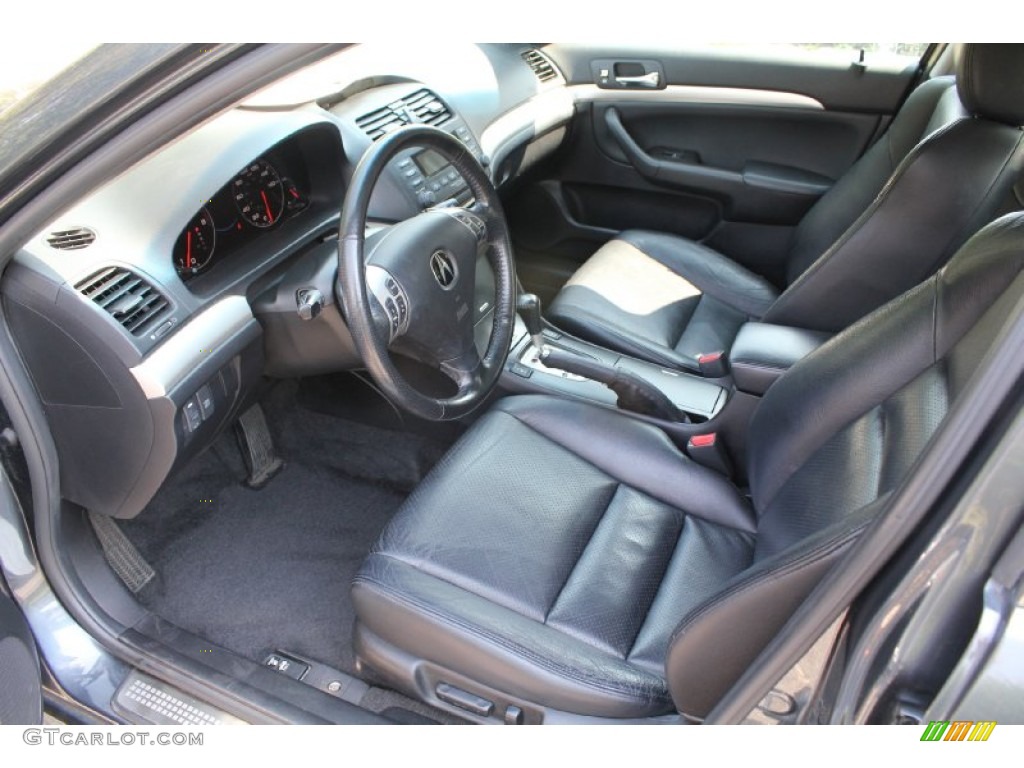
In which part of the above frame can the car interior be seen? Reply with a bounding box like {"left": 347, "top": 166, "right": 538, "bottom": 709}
{"left": 2, "top": 42, "right": 1024, "bottom": 726}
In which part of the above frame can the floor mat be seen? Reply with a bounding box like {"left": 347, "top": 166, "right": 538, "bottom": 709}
{"left": 120, "top": 378, "right": 457, "bottom": 675}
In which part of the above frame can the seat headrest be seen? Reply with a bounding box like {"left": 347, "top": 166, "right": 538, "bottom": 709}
{"left": 955, "top": 43, "right": 1024, "bottom": 126}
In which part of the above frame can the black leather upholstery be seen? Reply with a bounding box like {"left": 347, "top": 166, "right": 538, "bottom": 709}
{"left": 549, "top": 232, "right": 778, "bottom": 372}
{"left": 729, "top": 322, "right": 831, "bottom": 395}
{"left": 548, "top": 44, "right": 1024, "bottom": 370}
{"left": 955, "top": 43, "right": 1024, "bottom": 126}
{"left": 354, "top": 397, "right": 755, "bottom": 717}
{"left": 352, "top": 213, "right": 1024, "bottom": 721}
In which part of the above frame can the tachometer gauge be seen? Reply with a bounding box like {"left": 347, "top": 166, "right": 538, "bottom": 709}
{"left": 173, "top": 207, "right": 216, "bottom": 279}
{"left": 232, "top": 159, "right": 284, "bottom": 228}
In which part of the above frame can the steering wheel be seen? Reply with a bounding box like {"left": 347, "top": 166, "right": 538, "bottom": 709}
{"left": 337, "top": 125, "right": 516, "bottom": 421}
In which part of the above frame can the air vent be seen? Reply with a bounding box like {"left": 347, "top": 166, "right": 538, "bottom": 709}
{"left": 75, "top": 267, "right": 170, "bottom": 336}
{"left": 522, "top": 49, "right": 559, "bottom": 83}
{"left": 403, "top": 88, "right": 452, "bottom": 126}
{"left": 47, "top": 227, "right": 96, "bottom": 250}
{"left": 355, "top": 104, "right": 406, "bottom": 141}
{"left": 356, "top": 89, "right": 453, "bottom": 140}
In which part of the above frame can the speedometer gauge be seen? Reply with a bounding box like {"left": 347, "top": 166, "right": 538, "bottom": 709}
{"left": 232, "top": 159, "right": 284, "bottom": 228}
{"left": 173, "top": 207, "right": 216, "bottom": 279}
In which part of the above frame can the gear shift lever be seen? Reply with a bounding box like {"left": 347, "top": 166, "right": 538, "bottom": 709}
{"left": 516, "top": 292, "right": 547, "bottom": 352}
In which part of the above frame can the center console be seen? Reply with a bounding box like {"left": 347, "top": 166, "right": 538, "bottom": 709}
{"left": 499, "top": 298, "right": 831, "bottom": 477}
{"left": 500, "top": 310, "right": 729, "bottom": 447}
{"left": 393, "top": 126, "right": 480, "bottom": 209}
{"left": 330, "top": 84, "right": 484, "bottom": 216}
{"left": 507, "top": 325, "right": 727, "bottom": 422}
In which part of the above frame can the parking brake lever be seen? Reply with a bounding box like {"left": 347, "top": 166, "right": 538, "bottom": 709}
{"left": 541, "top": 347, "right": 686, "bottom": 423}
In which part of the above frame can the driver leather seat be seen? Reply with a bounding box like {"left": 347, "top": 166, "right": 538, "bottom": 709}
{"left": 352, "top": 214, "right": 1024, "bottom": 723}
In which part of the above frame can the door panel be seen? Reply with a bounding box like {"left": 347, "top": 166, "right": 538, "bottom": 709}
{"left": 509, "top": 45, "right": 922, "bottom": 293}
{"left": 0, "top": 590, "right": 43, "bottom": 724}
{"left": 592, "top": 102, "right": 878, "bottom": 224}
{"left": 549, "top": 44, "right": 920, "bottom": 112}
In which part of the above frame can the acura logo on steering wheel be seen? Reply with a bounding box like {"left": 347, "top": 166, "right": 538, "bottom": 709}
{"left": 430, "top": 250, "right": 458, "bottom": 289}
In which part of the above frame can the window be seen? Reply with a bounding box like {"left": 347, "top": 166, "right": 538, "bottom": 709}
{"left": 705, "top": 43, "right": 929, "bottom": 70}
{"left": 0, "top": 42, "right": 99, "bottom": 115}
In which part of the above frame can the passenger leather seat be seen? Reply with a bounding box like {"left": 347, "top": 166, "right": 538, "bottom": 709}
{"left": 547, "top": 44, "right": 1024, "bottom": 373}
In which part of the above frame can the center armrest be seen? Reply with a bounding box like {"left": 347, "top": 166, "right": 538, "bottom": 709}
{"left": 731, "top": 322, "right": 832, "bottom": 395}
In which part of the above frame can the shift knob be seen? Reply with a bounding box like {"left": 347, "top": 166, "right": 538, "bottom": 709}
{"left": 516, "top": 292, "right": 546, "bottom": 350}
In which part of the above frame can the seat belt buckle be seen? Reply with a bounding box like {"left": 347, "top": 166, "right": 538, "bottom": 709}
{"left": 697, "top": 350, "right": 729, "bottom": 378}
{"left": 686, "top": 432, "right": 733, "bottom": 476}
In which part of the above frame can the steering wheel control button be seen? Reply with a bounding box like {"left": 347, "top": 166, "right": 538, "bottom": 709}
{"left": 443, "top": 208, "right": 487, "bottom": 242}
{"left": 365, "top": 266, "right": 412, "bottom": 341}
{"left": 430, "top": 249, "right": 458, "bottom": 289}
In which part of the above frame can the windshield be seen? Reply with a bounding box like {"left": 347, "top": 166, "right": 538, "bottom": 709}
{"left": 0, "top": 41, "right": 100, "bottom": 115}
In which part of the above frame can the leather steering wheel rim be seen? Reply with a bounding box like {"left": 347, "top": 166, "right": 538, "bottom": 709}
{"left": 338, "top": 125, "right": 517, "bottom": 421}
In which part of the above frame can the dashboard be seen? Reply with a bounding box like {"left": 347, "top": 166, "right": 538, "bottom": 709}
{"left": 3, "top": 43, "right": 575, "bottom": 519}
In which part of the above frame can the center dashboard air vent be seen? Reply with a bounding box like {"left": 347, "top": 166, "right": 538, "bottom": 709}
{"left": 47, "top": 227, "right": 96, "bottom": 250}
{"left": 522, "top": 49, "right": 561, "bottom": 83}
{"left": 75, "top": 266, "right": 170, "bottom": 336}
{"left": 356, "top": 88, "right": 453, "bottom": 140}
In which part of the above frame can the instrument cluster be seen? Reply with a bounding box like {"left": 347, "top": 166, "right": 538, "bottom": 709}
{"left": 172, "top": 150, "right": 310, "bottom": 281}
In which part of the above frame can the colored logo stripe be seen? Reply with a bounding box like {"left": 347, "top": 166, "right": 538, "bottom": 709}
{"left": 968, "top": 722, "right": 997, "bottom": 741}
{"left": 920, "top": 720, "right": 996, "bottom": 741}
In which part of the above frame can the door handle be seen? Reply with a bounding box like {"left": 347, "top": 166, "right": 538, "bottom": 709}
{"left": 615, "top": 71, "right": 660, "bottom": 88}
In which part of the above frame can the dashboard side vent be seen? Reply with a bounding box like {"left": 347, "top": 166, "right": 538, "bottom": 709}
{"left": 356, "top": 89, "right": 453, "bottom": 141}
{"left": 402, "top": 88, "right": 452, "bottom": 127}
{"left": 47, "top": 227, "right": 96, "bottom": 250}
{"left": 75, "top": 267, "right": 170, "bottom": 336}
{"left": 522, "top": 49, "right": 559, "bottom": 83}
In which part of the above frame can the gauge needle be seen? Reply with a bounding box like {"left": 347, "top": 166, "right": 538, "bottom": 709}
{"left": 186, "top": 230, "right": 193, "bottom": 270}
{"left": 260, "top": 190, "right": 274, "bottom": 223}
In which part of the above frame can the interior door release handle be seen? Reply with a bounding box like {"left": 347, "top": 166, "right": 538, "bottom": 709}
{"left": 615, "top": 72, "right": 660, "bottom": 88}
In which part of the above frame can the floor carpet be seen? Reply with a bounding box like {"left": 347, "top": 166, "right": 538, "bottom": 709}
{"left": 120, "top": 376, "right": 457, "bottom": 676}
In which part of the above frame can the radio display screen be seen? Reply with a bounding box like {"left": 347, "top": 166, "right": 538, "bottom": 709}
{"left": 413, "top": 150, "right": 448, "bottom": 177}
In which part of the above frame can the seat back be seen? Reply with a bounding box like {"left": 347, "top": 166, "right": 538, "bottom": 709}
{"left": 666, "top": 213, "right": 1024, "bottom": 719}
{"left": 763, "top": 44, "right": 1024, "bottom": 333}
